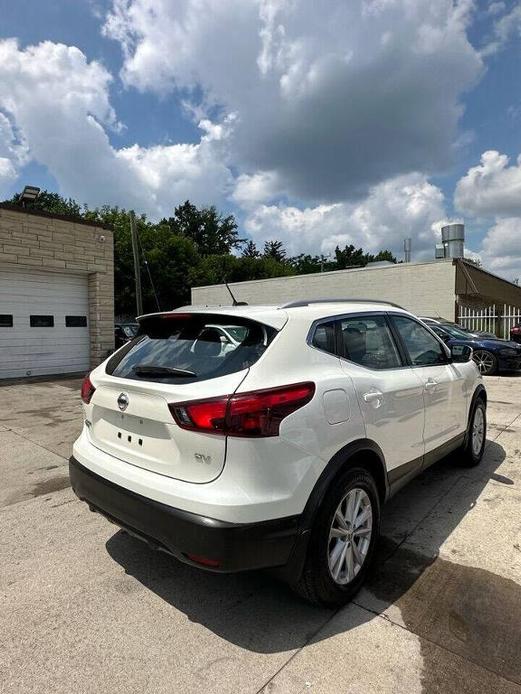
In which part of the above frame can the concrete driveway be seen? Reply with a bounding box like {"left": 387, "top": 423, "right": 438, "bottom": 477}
{"left": 1, "top": 376, "right": 520, "bottom": 693}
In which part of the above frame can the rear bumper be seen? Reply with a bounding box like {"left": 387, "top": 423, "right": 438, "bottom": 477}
{"left": 69, "top": 456, "right": 300, "bottom": 573}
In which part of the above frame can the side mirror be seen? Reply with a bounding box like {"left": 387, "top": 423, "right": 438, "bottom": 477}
{"left": 451, "top": 344, "right": 473, "bottom": 363}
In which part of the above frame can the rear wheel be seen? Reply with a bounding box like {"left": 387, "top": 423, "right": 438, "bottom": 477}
{"left": 460, "top": 398, "right": 486, "bottom": 467}
{"left": 473, "top": 349, "right": 497, "bottom": 375}
{"left": 293, "top": 467, "right": 380, "bottom": 607}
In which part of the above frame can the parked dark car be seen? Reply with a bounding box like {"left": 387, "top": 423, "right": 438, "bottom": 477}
{"left": 511, "top": 324, "right": 521, "bottom": 344}
{"left": 429, "top": 323, "right": 521, "bottom": 375}
{"left": 114, "top": 322, "right": 139, "bottom": 349}
{"left": 420, "top": 316, "right": 496, "bottom": 339}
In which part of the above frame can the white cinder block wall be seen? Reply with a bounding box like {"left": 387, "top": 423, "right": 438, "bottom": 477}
{"left": 191, "top": 260, "right": 457, "bottom": 320}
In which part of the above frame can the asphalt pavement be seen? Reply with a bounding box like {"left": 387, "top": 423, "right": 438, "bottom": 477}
{"left": 1, "top": 375, "right": 520, "bottom": 693}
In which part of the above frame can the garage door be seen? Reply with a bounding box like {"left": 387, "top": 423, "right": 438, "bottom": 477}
{"left": 0, "top": 266, "right": 90, "bottom": 379}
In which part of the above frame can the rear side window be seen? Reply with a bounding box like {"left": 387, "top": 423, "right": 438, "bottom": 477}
{"left": 311, "top": 321, "right": 336, "bottom": 355}
{"left": 106, "top": 314, "right": 277, "bottom": 383}
{"left": 339, "top": 316, "right": 401, "bottom": 370}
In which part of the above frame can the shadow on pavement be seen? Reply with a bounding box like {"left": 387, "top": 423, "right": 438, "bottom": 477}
{"left": 106, "top": 439, "right": 521, "bottom": 690}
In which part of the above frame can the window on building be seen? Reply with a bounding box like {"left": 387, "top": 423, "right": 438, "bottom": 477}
{"left": 65, "top": 315, "right": 87, "bottom": 327}
{"left": 0, "top": 315, "right": 13, "bottom": 327}
{"left": 30, "top": 315, "right": 54, "bottom": 328}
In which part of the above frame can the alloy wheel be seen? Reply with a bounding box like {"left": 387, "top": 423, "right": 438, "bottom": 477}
{"left": 327, "top": 488, "right": 373, "bottom": 585}
{"left": 473, "top": 350, "right": 495, "bottom": 375}
{"left": 472, "top": 406, "right": 485, "bottom": 456}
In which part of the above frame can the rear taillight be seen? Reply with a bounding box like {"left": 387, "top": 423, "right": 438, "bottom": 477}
{"left": 512, "top": 326, "right": 521, "bottom": 334}
{"left": 81, "top": 374, "right": 96, "bottom": 404}
{"left": 169, "top": 382, "right": 315, "bottom": 437}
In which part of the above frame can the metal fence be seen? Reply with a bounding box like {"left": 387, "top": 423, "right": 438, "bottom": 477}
{"left": 458, "top": 304, "right": 521, "bottom": 339}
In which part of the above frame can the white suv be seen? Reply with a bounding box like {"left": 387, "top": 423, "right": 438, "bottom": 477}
{"left": 70, "top": 300, "right": 486, "bottom": 606}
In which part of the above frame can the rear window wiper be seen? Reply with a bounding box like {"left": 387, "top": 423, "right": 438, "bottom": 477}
{"left": 133, "top": 364, "right": 196, "bottom": 377}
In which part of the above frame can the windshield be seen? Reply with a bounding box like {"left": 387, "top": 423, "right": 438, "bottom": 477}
{"left": 439, "top": 324, "right": 473, "bottom": 339}
{"left": 224, "top": 325, "right": 248, "bottom": 341}
{"left": 122, "top": 324, "right": 138, "bottom": 338}
{"left": 106, "top": 314, "right": 277, "bottom": 383}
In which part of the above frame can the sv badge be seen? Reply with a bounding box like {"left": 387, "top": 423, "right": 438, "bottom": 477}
{"left": 194, "top": 453, "right": 212, "bottom": 465}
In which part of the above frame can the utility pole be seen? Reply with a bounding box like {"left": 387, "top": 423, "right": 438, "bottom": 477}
{"left": 129, "top": 211, "right": 143, "bottom": 316}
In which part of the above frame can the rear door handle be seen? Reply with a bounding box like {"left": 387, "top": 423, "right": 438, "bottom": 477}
{"left": 424, "top": 379, "right": 437, "bottom": 391}
{"left": 363, "top": 390, "right": 383, "bottom": 403}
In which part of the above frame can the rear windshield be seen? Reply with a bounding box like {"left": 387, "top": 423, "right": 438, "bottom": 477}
{"left": 106, "top": 313, "right": 277, "bottom": 383}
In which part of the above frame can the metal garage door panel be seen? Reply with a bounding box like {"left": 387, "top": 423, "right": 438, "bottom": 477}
{"left": 0, "top": 266, "right": 90, "bottom": 379}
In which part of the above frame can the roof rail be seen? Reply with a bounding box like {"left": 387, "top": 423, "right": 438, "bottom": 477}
{"left": 281, "top": 298, "right": 407, "bottom": 310}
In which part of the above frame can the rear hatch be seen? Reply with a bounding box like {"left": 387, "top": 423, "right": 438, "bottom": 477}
{"left": 87, "top": 311, "right": 283, "bottom": 483}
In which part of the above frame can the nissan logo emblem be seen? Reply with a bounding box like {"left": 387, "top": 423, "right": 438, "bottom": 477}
{"left": 117, "top": 393, "right": 129, "bottom": 411}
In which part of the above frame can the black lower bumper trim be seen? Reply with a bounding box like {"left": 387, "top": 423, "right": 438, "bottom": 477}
{"left": 69, "top": 457, "right": 300, "bottom": 572}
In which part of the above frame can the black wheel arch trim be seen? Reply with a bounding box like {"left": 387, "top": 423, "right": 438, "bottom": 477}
{"left": 277, "top": 438, "right": 388, "bottom": 585}
{"left": 464, "top": 384, "right": 487, "bottom": 447}
{"left": 300, "top": 439, "right": 388, "bottom": 532}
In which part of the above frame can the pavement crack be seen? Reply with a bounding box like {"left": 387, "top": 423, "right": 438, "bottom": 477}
{"left": 254, "top": 610, "right": 335, "bottom": 694}
{"left": 491, "top": 412, "right": 521, "bottom": 442}
{"left": 353, "top": 602, "right": 521, "bottom": 690}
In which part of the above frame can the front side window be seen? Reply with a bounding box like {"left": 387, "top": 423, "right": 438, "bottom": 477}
{"left": 339, "top": 315, "right": 401, "bottom": 370}
{"left": 392, "top": 316, "right": 447, "bottom": 366}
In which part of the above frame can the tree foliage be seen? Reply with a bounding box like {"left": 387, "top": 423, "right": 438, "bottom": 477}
{"left": 160, "top": 201, "right": 243, "bottom": 256}
{"left": 263, "top": 239, "right": 286, "bottom": 262}
{"left": 3, "top": 190, "right": 396, "bottom": 317}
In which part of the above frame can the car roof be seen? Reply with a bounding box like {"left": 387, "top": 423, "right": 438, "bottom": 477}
{"left": 140, "top": 300, "right": 413, "bottom": 331}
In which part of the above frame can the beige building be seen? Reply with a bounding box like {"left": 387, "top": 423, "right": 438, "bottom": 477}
{"left": 0, "top": 204, "right": 114, "bottom": 379}
{"left": 192, "top": 258, "right": 521, "bottom": 333}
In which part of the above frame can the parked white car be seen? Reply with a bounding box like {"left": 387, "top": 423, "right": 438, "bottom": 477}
{"left": 70, "top": 300, "right": 486, "bottom": 606}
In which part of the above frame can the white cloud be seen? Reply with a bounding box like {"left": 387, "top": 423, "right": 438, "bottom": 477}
{"left": 232, "top": 171, "right": 281, "bottom": 208}
{"left": 481, "top": 2, "right": 521, "bottom": 56}
{"left": 455, "top": 150, "right": 521, "bottom": 218}
{"left": 0, "top": 39, "right": 232, "bottom": 215}
{"left": 0, "top": 112, "right": 28, "bottom": 197}
{"left": 103, "top": 0, "right": 483, "bottom": 203}
{"left": 242, "top": 173, "right": 446, "bottom": 259}
{"left": 479, "top": 218, "right": 521, "bottom": 281}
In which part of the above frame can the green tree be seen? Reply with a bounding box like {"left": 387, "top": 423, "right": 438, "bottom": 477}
{"left": 334, "top": 244, "right": 396, "bottom": 269}
{"left": 263, "top": 239, "right": 287, "bottom": 262}
{"left": 289, "top": 253, "right": 337, "bottom": 274}
{"left": 241, "top": 240, "right": 260, "bottom": 258}
{"left": 161, "top": 201, "right": 243, "bottom": 256}
{"left": 334, "top": 244, "right": 367, "bottom": 269}
{"left": 5, "top": 190, "right": 84, "bottom": 218}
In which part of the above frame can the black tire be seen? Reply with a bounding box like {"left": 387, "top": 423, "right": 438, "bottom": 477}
{"left": 293, "top": 467, "right": 380, "bottom": 607}
{"left": 473, "top": 350, "right": 497, "bottom": 376}
{"left": 460, "top": 398, "right": 487, "bottom": 467}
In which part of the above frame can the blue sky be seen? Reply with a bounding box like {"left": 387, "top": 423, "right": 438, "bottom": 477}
{"left": 0, "top": 0, "right": 520, "bottom": 278}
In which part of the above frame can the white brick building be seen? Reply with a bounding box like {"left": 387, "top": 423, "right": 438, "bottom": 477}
{"left": 192, "top": 259, "right": 521, "bottom": 324}
{"left": 0, "top": 204, "right": 114, "bottom": 379}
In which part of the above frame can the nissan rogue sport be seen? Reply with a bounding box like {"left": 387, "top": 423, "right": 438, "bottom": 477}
{"left": 70, "top": 300, "right": 486, "bottom": 606}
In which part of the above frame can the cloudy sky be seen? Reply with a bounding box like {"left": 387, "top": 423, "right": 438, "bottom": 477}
{"left": 1, "top": 0, "right": 520, "bottom": 279}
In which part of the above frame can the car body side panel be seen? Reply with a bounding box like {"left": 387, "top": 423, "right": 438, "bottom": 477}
{"left": 341, "top": 361, "right": 426, "bottom": 473}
